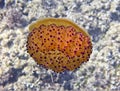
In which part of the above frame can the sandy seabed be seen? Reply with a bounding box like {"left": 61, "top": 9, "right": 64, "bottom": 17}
{"left": 0, "top": 0, "right": 120, "bottom": 91}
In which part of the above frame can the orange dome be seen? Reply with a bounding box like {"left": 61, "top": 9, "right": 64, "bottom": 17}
{"left": 27, "top": 18, "right": 92, "bottom": 72}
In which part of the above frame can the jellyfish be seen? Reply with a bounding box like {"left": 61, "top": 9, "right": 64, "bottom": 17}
{"left": 27, "top": 18, "right": 92, "bottom": 72}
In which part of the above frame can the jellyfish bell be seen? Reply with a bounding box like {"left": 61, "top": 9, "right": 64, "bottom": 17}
{"left": 27, "top": 18, "right": 92, "bottom": 73}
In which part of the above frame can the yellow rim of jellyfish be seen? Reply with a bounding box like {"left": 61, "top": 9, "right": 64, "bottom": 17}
{"left": 29, "top": 18, "right": 90, "bottom": 38}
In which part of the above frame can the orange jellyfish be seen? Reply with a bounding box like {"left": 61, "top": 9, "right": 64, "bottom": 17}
{"left": 27, "top": 18, "right": 92, "bottom": 72}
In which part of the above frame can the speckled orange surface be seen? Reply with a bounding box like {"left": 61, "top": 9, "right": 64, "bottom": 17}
{"left": 27, "top": 18, "right": 92, "bottom": 72}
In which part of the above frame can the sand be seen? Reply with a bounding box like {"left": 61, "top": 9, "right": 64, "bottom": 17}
{"left": 0, "top": 0, "right": 120, "bottom": 91}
